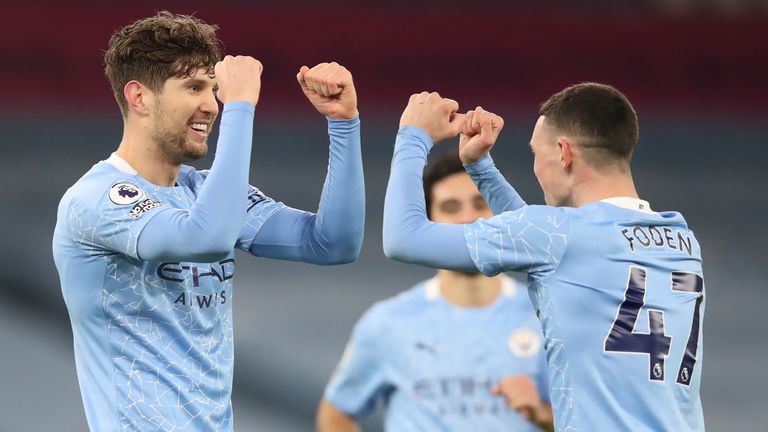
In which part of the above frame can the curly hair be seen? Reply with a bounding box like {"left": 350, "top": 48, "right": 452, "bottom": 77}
{"left": 104, "top": 11, "right": 222, "bottom": 115}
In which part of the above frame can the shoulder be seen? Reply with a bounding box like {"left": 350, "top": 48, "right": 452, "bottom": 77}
{"left": 470, "top": 205, "right": 573, "bottom": 240}
{"left": 356, "top": 280, "right": 432, "bottom": 332}
{"left": 62, "top": 162, "right": 142, "bottom": 211}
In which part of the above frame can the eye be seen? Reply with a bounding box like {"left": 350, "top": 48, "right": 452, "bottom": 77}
{"left": 473, "top": 196, "right": 489, "bottom": 211}
{"left": 438, "top": 199, "right": 461, "bottom": 214}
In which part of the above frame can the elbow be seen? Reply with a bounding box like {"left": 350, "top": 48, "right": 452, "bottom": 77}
{"left": 185, "top": 231, "right": 236, "bottom": 262}
{"left": 382, "top": 231, "right": 409, "bottom": 263}
{"left": 318, "top": 236, "right": 363, "bottom": 265}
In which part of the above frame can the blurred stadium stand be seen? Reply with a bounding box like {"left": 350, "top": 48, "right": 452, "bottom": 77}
{"left": 1, "top": 3, "right": 765, "bottom": 431}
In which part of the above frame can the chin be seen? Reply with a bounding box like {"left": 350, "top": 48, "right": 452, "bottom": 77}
{"left": 183, "top": 140, "right": 208, "bottom": 161}
{"left": 455, "top": 270, "right": 483, "bottom": 277}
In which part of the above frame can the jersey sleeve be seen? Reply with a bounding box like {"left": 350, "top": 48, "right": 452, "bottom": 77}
{"left": 382, "top": 126, "right": 479, "bottom": 272}
{"left": 136, "top": 102, "right": 256, "bottom": 262}
{"left": 324, "top": 306, "right": 390, "bottom": 417}
{"left": 65, "top": 183, "right": 166, "bottom": 260}
{"left": 464, "top": 205, "right": 570, "bottom": 277}
{"left": 235, "top": 185, "right": 286, "bottom": 250}
{"left": 464, "top": 154, "right": 527, "bottom": 215}
{"left": 535, "top": 350, "right": 551, "bottom": 403}
{"left": 238, "top": 117, "right": 365, "bottom": 265}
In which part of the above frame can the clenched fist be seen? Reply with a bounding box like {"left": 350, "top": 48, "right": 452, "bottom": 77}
{"left": 459, "top": 106, "right": 504, "bottom": 164}
{"left": 297, "top": 62, "right": 358, "bottom": 120}
{"left": 399, "top": 92, "right": 465, "bottom": 143}
{"left": 214, "top": 55, "right": 263, "bottom": 106}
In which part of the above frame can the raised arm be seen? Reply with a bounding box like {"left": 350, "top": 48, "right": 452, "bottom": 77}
{"left": 382, "top": 92, "right": 477, "bottom": 272}
{"left": 460, "top": 107, "right": 527, "bottom": 214}
{"left": 137, "top": 56, "right": 262, "bottom": 262}
{"left": 241, "top": 62, "right": 364, "bottom": 265}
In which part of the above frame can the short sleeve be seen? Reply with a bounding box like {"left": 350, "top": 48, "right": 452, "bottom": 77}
{"left": 324, "top": 306, "right": 390, "bottom": 417}
{"left": 464, "top": 205, "right": 570, "bottom": 276}
{"left": 66, "top": 181, "right": 166, "bottom": 260}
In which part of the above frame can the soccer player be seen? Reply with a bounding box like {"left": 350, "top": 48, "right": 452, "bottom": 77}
{"left": 383, "top": 86, "right": 705, "bottom": 431}
{"left": 317, "top": 151, "right": 553, "bottom": 432}
{"left": 51, "top": 12, "right": 364, "bottom": 431}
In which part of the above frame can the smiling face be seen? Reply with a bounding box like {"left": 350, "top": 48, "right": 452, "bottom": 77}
{"left": 148, "top": 68, "right": 219, "bottom": 165}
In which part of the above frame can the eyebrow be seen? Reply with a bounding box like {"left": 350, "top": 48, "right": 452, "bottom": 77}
{"left": 183, "top": 78, "right": 214, "bottom": 87}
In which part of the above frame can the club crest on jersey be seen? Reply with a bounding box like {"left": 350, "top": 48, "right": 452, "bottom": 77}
{"left": 109, "top": 182, "right": 146, "bottom": 205}
{"left": 508, "top": 327, "right": 541, "bottom": 358}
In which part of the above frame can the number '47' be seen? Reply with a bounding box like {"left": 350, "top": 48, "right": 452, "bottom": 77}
{"left": 604, "top": 266, "right": 704, "bottom": 385}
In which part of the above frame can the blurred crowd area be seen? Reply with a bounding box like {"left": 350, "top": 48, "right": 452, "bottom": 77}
{"left": 0, "top": 2, "right": 765, "bottom": 431}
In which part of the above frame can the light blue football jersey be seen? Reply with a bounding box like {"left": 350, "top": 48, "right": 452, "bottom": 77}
{"left": 465, "top": 201, "right": 705, "bottom": 431}
{"left": 52, "top": 158, "right": 283, "bottom": 431}
{"left": 325, "top": 276, "right": 550, "bottom": 432}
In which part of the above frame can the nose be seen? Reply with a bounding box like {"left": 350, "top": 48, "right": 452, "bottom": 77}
{"left": 200, "top": 89, "right": 219, "bottom": 117}
{"left": 456, "top": 208, "right": 483, "bottom": 225}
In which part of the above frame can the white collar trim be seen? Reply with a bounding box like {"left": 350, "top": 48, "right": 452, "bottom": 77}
{"left": 105, "top": 152, "right": 138, "bottom": 175}
{"left": 601, "top": 197, "right": 654, "bottom": 214}
{"left": 424, "top": 276, "right": 517, "bottom": 301}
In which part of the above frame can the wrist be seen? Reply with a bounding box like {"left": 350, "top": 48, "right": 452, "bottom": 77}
{"left": 463, "top": 154, "right": 494, "bottom": 175}
{"left": 326, "top": 108, "right": 359, "bottom": 120}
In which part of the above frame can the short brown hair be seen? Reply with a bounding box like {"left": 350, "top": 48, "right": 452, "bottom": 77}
{"left": 423, "top": 149, "right": 468, "bottom": 220}
{"left": 104, "top": 11, "right": 221, "bottom": 115}
{"left": 539, "top": 83, "right": 639, "bottom": 169}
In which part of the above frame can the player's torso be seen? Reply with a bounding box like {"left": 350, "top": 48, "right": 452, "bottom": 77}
{"left": 54, "top": 164, "right": 238, "bottom": 431}
{"left": 530, "top": 203, "right": 705, "bottom": 431}
{"left": 383, "top": 280, "right": 546, "bottom": 432}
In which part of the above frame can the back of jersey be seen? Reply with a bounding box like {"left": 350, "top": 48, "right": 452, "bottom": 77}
{"left": 532, "top": 202, "right": 705, "bottom": 431}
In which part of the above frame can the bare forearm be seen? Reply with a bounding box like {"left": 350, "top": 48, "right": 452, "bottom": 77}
{"left": 316, "top": 399, "right": 360, "bottom": 432}
{"left": 534, "top": 403, "right": 554, "bottom": 432}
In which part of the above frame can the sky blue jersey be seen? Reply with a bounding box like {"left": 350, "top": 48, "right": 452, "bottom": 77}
{"left": 52, "top": 104, "right": 364, "bottom": 431}
{"left": 383, "top": 127, "right": 705, "bottom": 432}
{"left": 325, "top": 277, "right": 550, "bottom": 432}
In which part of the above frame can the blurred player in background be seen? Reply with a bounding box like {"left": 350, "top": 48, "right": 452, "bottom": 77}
{"left": 52, "top": 11, "right": 364, "bottom": 431}
{"left": 383, "top": 86, "right": 705, "bottom": 431}
{"left": 317, "top": 150, "right": 553, "bottom": 432}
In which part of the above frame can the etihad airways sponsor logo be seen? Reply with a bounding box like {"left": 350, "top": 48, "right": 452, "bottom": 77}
{"left": 174, "top": 289, "right": 227, "bottom": 309}
{"left": 157, "top": 259, "right": 234, "bottom": 287}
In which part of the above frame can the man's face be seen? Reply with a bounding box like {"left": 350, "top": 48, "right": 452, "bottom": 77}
{"left": 149, "top": 68, "right": 219, "bottom": 164}
{"left": 429, "top": 171, "right": 493, "bottom": 224}
{"left": 531, "top": 116, "right": 570, "bottom": 206}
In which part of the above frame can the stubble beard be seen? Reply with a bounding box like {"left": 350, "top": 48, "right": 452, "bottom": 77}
{"left": 150, "top": 105, "right": 208, "bottom": 165}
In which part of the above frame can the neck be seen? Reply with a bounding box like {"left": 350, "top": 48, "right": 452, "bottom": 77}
{"left": 116, "top": 124, "right": 180, "bottom": 187}
{"left": 569, "top": 168, "right": 638, "bottom": 207}
{"left": 437, "top": 270, "right": 503, "bottom": 307}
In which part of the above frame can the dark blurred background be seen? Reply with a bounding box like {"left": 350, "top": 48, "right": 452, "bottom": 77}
{"left": 1, "top": 1, "right": 766, "bottom": 431}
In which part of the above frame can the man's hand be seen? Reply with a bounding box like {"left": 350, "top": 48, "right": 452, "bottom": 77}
{"left": 214, "top": 55, "right": 263, "bottom": 106}
{"left": 399, "top": 92, "right": 465, "bottom": 143}
{"left": 297, "top": 62, "right": 358, "bottom": 120}
{"left": 492, "top": 375, "right": 552, "bottom": 430}
{"left": 459, "top": 106, "right": 504, "bottom": 164}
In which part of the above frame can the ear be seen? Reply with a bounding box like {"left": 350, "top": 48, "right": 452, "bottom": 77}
{"left": 557, "top": 137, "right": 574, "bottom": 171}
{"left": 123, "top": 80, "right": 153, "bottom": 116}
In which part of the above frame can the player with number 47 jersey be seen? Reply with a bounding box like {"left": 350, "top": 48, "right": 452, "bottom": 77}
{"left": 383, "top": 84, "right": 705, "bottom": 431}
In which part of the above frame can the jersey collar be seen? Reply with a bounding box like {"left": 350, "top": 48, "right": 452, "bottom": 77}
{"left": 424, "top": 276, "right": 517, "bottom": 301}
{"left": 104, "top": 152, "right": 138, "bottom": 175}
{"left": 600, "top": 197, "right": 654, "bottom": 214}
